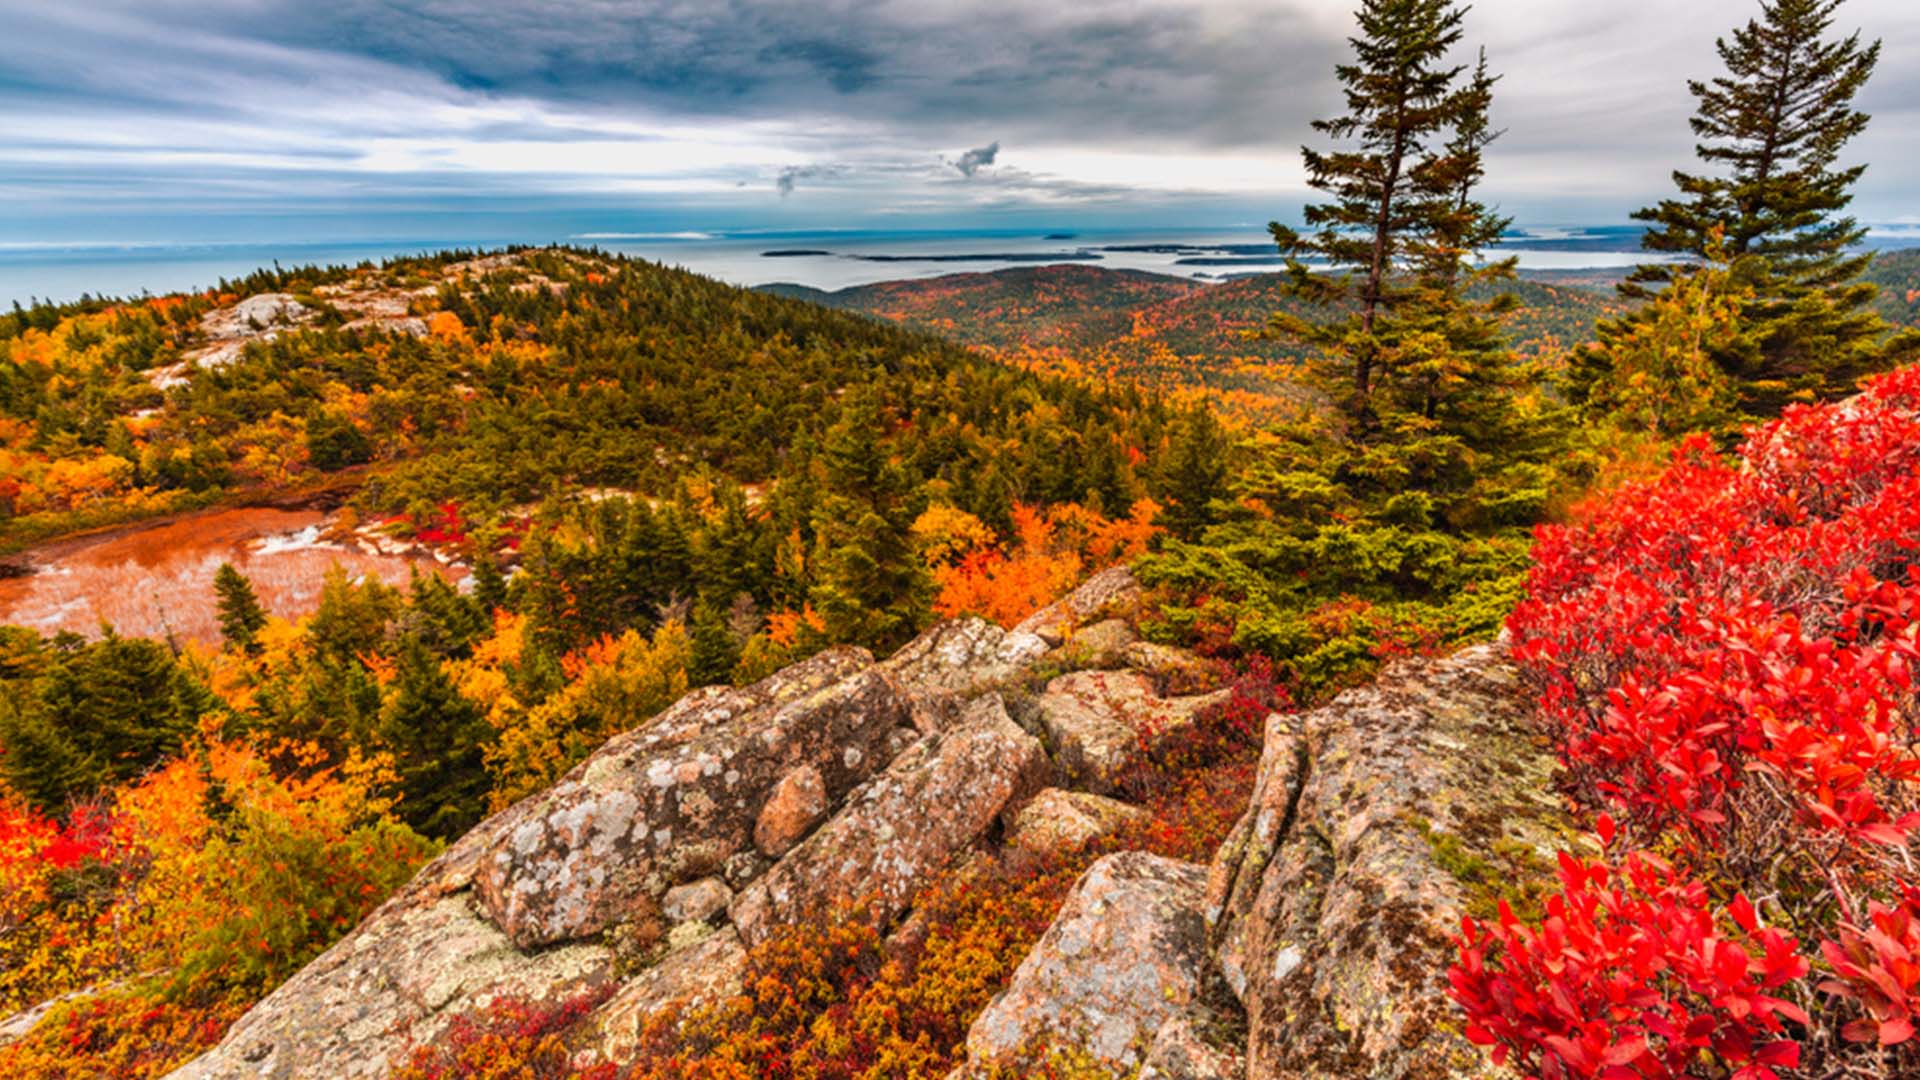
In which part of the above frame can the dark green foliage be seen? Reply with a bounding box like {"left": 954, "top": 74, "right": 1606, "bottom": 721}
{"left": 307, "top": 567, "right": 402, "bottom": 666}
{"left": 1620, "top": 0, "right": 1915, "bottom": 418}
{"left": 469, "top": 550, "right": 509, "bottom": 616}
{"left": 0, "top": 632, "right": 201, "bottom": 813}
{"left": 1142, "top": 3, "right": 1569, "bottom": 701}
{"left": 305, "top": 409, "right": 373, "bottom": 471}
{"left": 687, "top": 600, "right": 740, "bottom": 687}
{"left": 213, "top": 562, "right": 268, "bottom": 654}
{"left": 1158, "top": 406, "right": 1230, "bottom": 541}
{"left": 400, "top": 570, "right": 488, "bottom": 660}
{"left": 379, "top": 635, "right": 490, "bottom": 840}
{"left": 1267, "top": 0, "right": 1474, "bottom": 424}
{"left": 809, "top": 390, "right": 930, "bottom": 649}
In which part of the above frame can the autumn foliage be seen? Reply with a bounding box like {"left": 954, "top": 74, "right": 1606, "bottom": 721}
{"left": 0, "top": 736, "right": 433, "bottom": 1077}
{"left": 1452, "top": 365, "right": 1920, "bottom": 1076}
{"left": 918, "top": 499, "right": 1159, "bottom": 628}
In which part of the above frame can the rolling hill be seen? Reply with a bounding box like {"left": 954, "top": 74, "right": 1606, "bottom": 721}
{"left": 768, "top": 250, "right": 1920, "bottom": 423}
{"left": 764, "top": 263, "right": 1619, "bottom": 421}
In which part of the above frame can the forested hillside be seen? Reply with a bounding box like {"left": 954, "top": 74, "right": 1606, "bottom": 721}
{"left": 769, "top": 263, "right": 1617, "bottom": 420}
{"left": 0, "top": 247, "right": 1199, "bottom": 1075}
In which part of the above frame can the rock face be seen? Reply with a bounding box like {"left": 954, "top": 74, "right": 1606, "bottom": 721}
{"left": 1205, "top": 641, "right": 1569, "bottom": 1079}
{"left": 956, "top": 852, "right": 1219, "bottom": 1075}
{"left": 167, "top": 560, "right": 1558, "bottom": 1080}
{"left": 475, "top": 647, "right": 907, "bottom": 949}
{"left": 754, "top": 765, "right": 829, "bottom": 857}
{"left": 584, "top": 928, "right": 747, "bottom": 1064}
{"left": 170, "top": 647, "right": 904, "bottom": 1079}
{"left": 168, "top": 887, "right": 611, "bottom": 1080}
{"left": 731, "top": 694, "right": 1047, "bottom": 945}
{"left": 878, "top": 615, "right": 1047, "bottom": 719}
{"left": 1035, "top": 670, "right": 1230, "bottom": 795}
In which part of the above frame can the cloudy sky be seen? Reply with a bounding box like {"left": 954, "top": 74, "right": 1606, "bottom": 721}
{"left": 4, "top": 0, "right": 1919, "bottom": 243}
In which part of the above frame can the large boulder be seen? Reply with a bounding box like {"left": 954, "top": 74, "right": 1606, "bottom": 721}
{"left": 731, "top": 694, "right": 1048, "bottom": 945}
{"left": 881, "top": 617, "right": 1048, "bottom": 702}
{"left": 475, "top": 647, "right": 910, "bottom": 948}
{"left": 955, "top": 852, "right": 1222, "bottom": 1075}
{"left": 168, "top": 647, "right": 906, "bottom": 1079}
{"left": 1034, "top": 670, "right": 1230, "bottom": 795}
{"left": 1206, "top": 642, "right": 1570, "bottom": 1079}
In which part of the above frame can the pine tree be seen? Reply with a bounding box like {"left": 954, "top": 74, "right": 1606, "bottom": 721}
{"left": 1267, "top": 0, "right": 1473, "bottom": 430}
{"left": 687, "top": 599, "right": 740, "bottom": 687}
{"left": 5, "top": 634, "right": 195, "bottom": 810}
{"left": 1267, "top": 5, "right": 1558, "bottom": 525}
{"left": 809, "top": 389, "right": 928, "bottom": 649}
{"left": 1624, "top": 0, "right": 1911, "bottom": 416}
{"left": 213, "top": 562, "right": 268, "bottom": 654}
{"left": 469, "top": 549, "right": 508, "bottom": 615}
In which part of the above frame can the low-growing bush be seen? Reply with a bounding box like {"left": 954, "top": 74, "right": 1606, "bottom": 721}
{"left": 1453, "top": 366, "right": 1920, "bottom": 1076}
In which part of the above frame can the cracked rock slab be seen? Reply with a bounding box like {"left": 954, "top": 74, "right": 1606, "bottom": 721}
{"left": 167, "top": 892, "right": 611, "bottom": 1080}
{"left": 581, "top": 928, "right": 747, "bottom": 1065}
{"left": 1034, "top": 670, "right": 1230, "bottom": 796}
{"left": 878, "top": 616, "right": 1047, "bottom": 732}
{"left": 1004, "top": 787, "right": 1147, "bottom": 856}
{"left": 475, "top": 647, "right": 908, "bottom": 948}
{"left": 731, "top": 694, "right": 1048, "bottom": 946}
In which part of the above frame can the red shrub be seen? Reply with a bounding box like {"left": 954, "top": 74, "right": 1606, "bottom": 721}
{"left": 1454, "top": 367, "right": 1920, "bottom": 1076}
{"left": 392, "top": 989, "right": 617, "bottom": 1080}
{"left": 1452, "top": 823, "right": 1808, "bottom": 1080}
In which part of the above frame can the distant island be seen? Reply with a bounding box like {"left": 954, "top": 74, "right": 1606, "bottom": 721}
{"left": 762, "top": 249, "right": 833, "bottom": 257}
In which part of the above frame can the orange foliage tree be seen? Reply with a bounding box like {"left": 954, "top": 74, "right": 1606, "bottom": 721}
{"left": 918, "top": 500, "right": 1159, "bottom": 628}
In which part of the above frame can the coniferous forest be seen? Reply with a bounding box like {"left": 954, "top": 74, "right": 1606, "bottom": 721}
{"left": 5, "top": 0, "right": 1920, "bottom": 1077}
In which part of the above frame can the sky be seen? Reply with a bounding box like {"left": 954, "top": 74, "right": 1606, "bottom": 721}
{"left": 4, "top": 0, "right": 1920, "bottom": 245}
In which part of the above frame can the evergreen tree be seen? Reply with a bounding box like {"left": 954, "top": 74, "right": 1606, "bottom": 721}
{"left": 1267, "top": 5, "right": 1559, "bottom": 523}
{"left": 1267, "top": 0, "right": 1473, "bottom": 430}
{"left": 305, "top": 409, "right": 373, "bottom": 471}
{"left": 379, "top": 634, "right": 490, "bottom": 840}
{"left": 687, "top": 599, "right": 740, "bottom": 687}
{"left": 1623, "top": 0, "right": 1911, "bottom": 416}
{"left": 1159, "top": 407, "right": 1231, "bottom": 541}
{"left": 213, "top": 562, "right": 268, "bottom": 654}
{"left": 809, "top": 390, "right": 928, "bottom": 649}
{"left": 469, "top": 549, "right": 509, "bottom": 615}
{"left": 401, "top": 569, "right": 488, "bottom": 659}
{"left": 2, "top": 633, "right": 196, "bottom": 811}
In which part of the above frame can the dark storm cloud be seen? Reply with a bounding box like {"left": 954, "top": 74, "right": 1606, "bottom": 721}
{"left": 950, "top": 142, "right": 1000, "bottom": 177}
{"left": 49, "top": 0, "right": 1340, "bottom": 149}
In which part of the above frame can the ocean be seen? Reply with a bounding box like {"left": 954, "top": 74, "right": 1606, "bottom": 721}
{"left": 3, "top": 224, "right": 1886, "bottom": 307}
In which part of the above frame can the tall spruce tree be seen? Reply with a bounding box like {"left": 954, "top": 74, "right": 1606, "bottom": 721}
{"left": 379, "top": 634, "right": 490, "bottom": 840}
{"left": 1622, "top": 0, "right": 1910, "bottom": 417}
{"left": 1267, "top": 3, "right": 1557, "bottom": 525}
{"left": 1268, "top": 0, "right": 1473, "bottom": 430}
